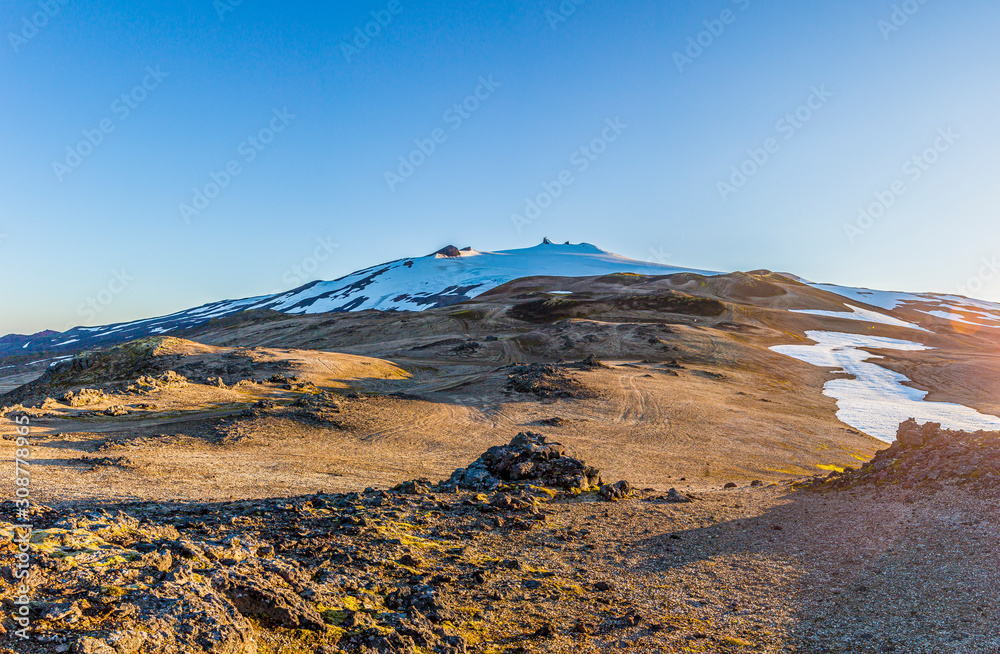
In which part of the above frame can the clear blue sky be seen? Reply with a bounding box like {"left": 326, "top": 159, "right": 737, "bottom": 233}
{"left": 3, "top": 0, "right": 999, "bottom": 335}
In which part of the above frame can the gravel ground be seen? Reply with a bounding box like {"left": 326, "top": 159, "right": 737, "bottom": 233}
{"left": 3, "top": 478, "right": 998, "bottom": 653}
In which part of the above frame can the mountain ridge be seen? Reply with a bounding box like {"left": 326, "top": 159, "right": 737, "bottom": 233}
{"left": 1, "top": 240, "right": 709, "bottom": 355}
{"left": 5, "top": 239, "right": 1000, "bottom": 357}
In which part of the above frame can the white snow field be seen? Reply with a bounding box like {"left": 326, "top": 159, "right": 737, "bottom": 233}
{"left": 771, "top": 331, "right": 1000, "bottom": 442}
{"left": 790, "top": 304, "right": 930, "bottom": 331}
{"left": 814, "top": 283, "right": 1000, "bottom": 325}
{"left": 808, "top": 284, "right": 930, "bottom": 310}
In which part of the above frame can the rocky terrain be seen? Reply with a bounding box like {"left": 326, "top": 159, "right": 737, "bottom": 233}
{"left": 809, "top": 419, "right": 1000, "bottom": 494}
{"left": 4, "top": 429, "right": 1000, "bottom": 653}
{"left": 3, "top": 269, "right": 1000, "bottom": 652}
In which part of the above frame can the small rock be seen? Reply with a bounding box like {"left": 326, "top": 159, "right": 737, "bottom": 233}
{"left": 395, "top": 480, "right": 430, "bottom": 495}
{"left": 534, "top": 622, "right": 557, "bottom": 637}
{"left": 212, "top": 568, "right": 326, "bottom": 631}
{"left": 665, "top": 488, "right": 693, "bottom": 503}
{"left": 73, "top": 637, "right": 115, "bottom": 654}
{"left": 600, "top": 480, "right": 632, "bottom": 501}
{"left": 398, "top": 554, "right": 423, "bottom": 568}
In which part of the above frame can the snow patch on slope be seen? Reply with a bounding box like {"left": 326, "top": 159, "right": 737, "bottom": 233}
{"left": 790, "top": 304, "right": 930, "bottom": 332}
{"left": 812, "top": 284, "right": 1000, "bottom": 324}
{"left": 808, "top": 284, "right": 931, "bottom": 310}
{"left": 917, "top": 310, "right": 1000, "bottom": 328}
{"left": 771, "top": 331, "right": 1000, "bottom": 442}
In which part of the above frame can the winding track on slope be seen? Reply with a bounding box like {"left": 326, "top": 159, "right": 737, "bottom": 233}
{"left": 615, "top": 372, "right": 647, "bottom": 424}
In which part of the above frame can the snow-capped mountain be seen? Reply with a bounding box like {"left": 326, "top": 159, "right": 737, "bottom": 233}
{"left": 5, "top": 239, "right": 1000, "bottom": 357}
{"left": 0, "top": 240, "right": 709, "bottom": 355}
{"left": 260, "top": 240, "right": 710, "bottom": 314}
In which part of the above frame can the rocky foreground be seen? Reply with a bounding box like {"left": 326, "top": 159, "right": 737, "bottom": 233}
{"left": 3, "top": 428, "right": 1000, "bottom": 654}
{"left": 0, "top": 433, "right": 667, "bottom": 654}
{"left": 807, "top": 419, "right": 1000, "bottom": 494}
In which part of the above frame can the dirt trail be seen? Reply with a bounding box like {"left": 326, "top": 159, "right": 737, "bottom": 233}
{"left": 614, "top": 372, "right": 648, "bottom": 425}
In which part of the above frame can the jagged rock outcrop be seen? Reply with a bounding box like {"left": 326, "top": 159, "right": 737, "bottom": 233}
{"left": 447, "top": 431, "right": 603, "bottom": 491}
{"left": 811, "top": 419, "right": 1000, "bottom": 492}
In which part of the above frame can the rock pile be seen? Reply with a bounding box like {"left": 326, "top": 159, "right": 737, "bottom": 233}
{"left": 126, "top": 371, "right": 188, "bottom": 394}
{"left": 504, "top": 364, "right": 582, "bottom": 399}
{"left": 812, "top": 419, "right": 1000, "bottom": 493}
{"left": 448, "top": 432, "right": 604, "bottom": 492}
{"left": 566, "top": 355, "right": 609, "bottom": 370}
{"left": 62, "top": 388, "right": 110, "bottom": 407}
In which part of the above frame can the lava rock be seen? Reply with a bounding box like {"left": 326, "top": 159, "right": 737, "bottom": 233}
{"left": 212, "top": 568, "right": 326, "bottom": 631}
{"left": 810, "top": 419, "right": 1000, "bottom": 493}
{"left": 599, "top": 480, "right": 633, "bottom": 501}
{"left": 448, "top": 432, "right": 603, "bottom": 491}
{"left": 665, "top": 488, "right": 693, "bottom": 503}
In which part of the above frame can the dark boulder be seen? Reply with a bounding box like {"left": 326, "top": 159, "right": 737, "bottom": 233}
{"left": 448, "top": 432, "right": 602, "bottom": 491}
